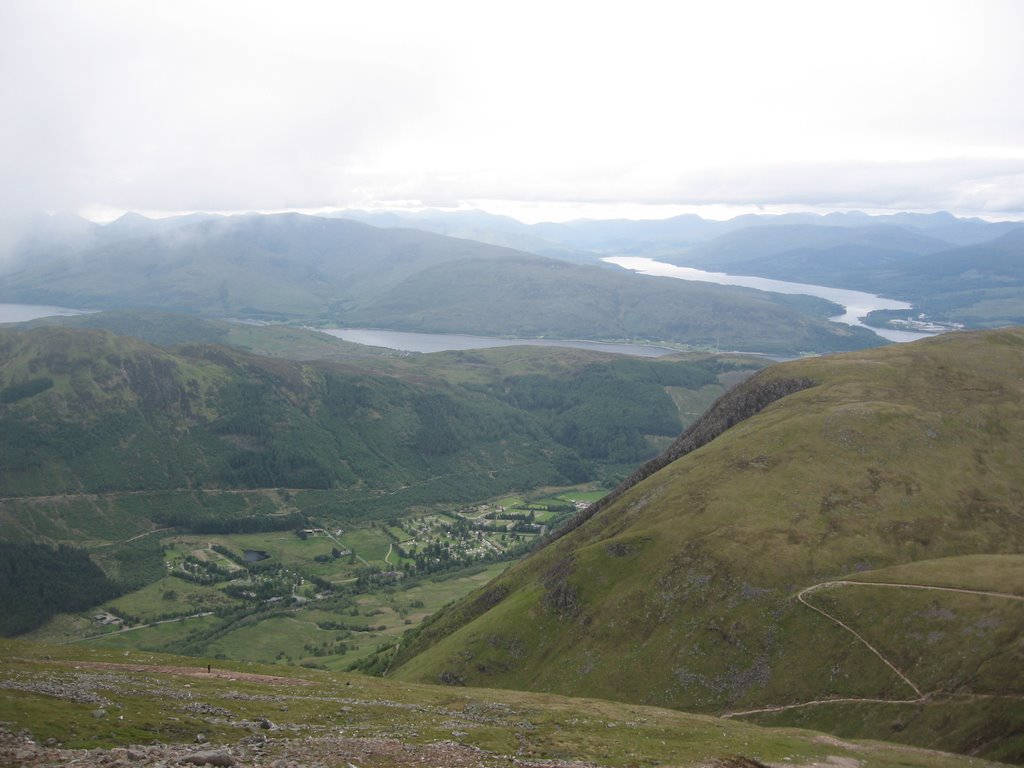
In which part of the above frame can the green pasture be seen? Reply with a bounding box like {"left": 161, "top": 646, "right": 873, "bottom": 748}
{"left": 79, "top": 614, "right": 225, "bottom": 652}
{"left": 335, "top": 526, "right": 394, "bottom": 564}
{"left": 164, "top": 531, "right": 358, "bottom": 581}
{"left": 107, "top": 576, "right": 239, "bottom": 620}
{"left": 30, "top": 553, "right": 513, "bottom": 672}
{"left": 398, "top": 562, "right": 511, "bottom": 621}
{"left": 204, "top": 614, "right": 330, "bottom": 665}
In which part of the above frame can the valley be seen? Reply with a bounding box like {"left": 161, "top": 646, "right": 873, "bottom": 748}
{"left": 24, "top": 490, "right": 597, "bottom": 671}
{"left": 1, "top": 210, "right": 1022, "bottom": 765}
{"left": 5, "top": 3, "right": 1024, "bottom": 763}
{"left": 0, "top": 212, "right": 887, "bottom": 356}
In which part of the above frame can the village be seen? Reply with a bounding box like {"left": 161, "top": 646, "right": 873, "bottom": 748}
{"left": 87, "top": 493, "right": 595, "bottom": 632}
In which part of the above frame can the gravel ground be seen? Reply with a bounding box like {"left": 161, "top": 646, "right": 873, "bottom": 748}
{"left": 0, "top": 726, "right": 602, "bottom": 768}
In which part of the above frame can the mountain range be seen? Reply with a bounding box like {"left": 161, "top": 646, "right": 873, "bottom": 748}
{"left": 5, "top": 207, "right": 1020, "bottom": 343}
{"left": 0, "top": 212, "right": 877, "bottom": 356}
{"left": 334, "top": 208, "right": 1024, "bottom": 330}
{"left": 334, "top": 208, "right": 1024, "bottom": 254}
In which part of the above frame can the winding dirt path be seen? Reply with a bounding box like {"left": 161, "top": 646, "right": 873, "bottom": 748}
{"left": 721, "top": 578, "right": 1023, "bottom": 719}
{"left": 813, "top": 579, "right": 1024, "bottom": 601}
{"left": 796, "top": 582, "right": 923, "bottom": 698}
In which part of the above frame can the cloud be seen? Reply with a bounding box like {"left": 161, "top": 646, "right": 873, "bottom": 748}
{"left": 2, "top": 0, "right": 1023, "bottom": 219}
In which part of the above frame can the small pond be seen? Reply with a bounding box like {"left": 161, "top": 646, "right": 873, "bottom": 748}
{"left": 243, "top": 549, "right": 270, "bottom": 563}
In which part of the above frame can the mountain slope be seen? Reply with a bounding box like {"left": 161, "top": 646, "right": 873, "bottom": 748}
{"left": 663, "top": 224, "right": 953, "bottom": 288}
{"left": 662, "top": 224, "right": 1024, "bottom": 329}
{"left": 672, "top": 223, "right": 951, "bottom": 267}
{"left": 0, "top": 325, "right": 751, "bottom": 534}
{"left": 392, "top": 328, "right": 1024, "bottom": 762}
{"left": 877, "top": 228, "right": 1024, "bottom": 327}
{"left": 339, "top": 255, "right": 877, "bottom": 354}
{"left": 0, "top": 213, "right": 526, "bottom": 317}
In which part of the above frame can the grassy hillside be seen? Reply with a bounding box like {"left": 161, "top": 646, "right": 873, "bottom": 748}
{"left": 24, "top": 310, "right": 398, "bottom": 362}
{"left": 0, "top": 325, "right": 756, "bottom": 536}
{"left": 0, "top": 640, "right": 1003, "bottom": 768}
{"left": 0, "top": 325, "right": 763, "bottom": 649}
{"left": 392, "top": 328, "right": 1024, "bottom": 762}
{"left": 339, "top": 255, "right": 876, "bottom": 355}
{"left": 740, "top": 554, "right": 1023, "bottom": 761}
{"left": 0, "top": 212, "right": 882, "bottom": 355}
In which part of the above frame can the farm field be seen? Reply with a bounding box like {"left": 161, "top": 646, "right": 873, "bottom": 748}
{"left": 37, "top": 561, "right": 513, "bottom": 672}
{"left": 21, "top": 485, "right": 590, "bottom": 671}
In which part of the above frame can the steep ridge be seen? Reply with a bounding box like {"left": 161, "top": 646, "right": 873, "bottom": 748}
{"left": 392, "top": 328, "right": 1024, "bottom": 762}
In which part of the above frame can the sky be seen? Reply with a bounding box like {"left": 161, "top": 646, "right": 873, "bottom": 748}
{"left": 2, "top": 0, "right": 1023, "bottom": 224}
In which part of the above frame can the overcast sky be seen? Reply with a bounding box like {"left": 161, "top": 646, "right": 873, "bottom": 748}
{"left": 2, "top": 0, "right": 1023, "bottom": 223}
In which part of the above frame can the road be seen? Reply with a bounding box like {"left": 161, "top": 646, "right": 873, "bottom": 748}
{"left": 63, "top": 611, "right": 215, "bottom": 644}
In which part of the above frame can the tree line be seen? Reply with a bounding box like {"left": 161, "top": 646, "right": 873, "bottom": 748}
{"left": 0, "top": 541, "right": 121, "bottom": 636}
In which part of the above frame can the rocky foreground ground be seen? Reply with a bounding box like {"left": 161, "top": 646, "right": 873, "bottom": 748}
{"left": 0, "top": 643, "right": 1003, "bottom": 768}
{"left": 0, "top": 725, "right": 609, "bottom": 768}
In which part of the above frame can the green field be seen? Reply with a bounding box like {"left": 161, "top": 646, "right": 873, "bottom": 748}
{"left": 335, "top": 526, "right": 394, "bottom": 564}
{"left": 26, "top": 518, "right": 514, "bottom": 672}
{"left": 17, "top": 478, "right": 562, "bottom": 663}
{"left": 108, "top": 577, "right": 235, "bottom": 618}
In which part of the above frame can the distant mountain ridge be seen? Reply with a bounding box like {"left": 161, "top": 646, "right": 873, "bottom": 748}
{"left": 333, "top": 207, "right": 1024, "bottom": 253}
{"left": 4, "top": 206, "right": 1021, "bottom": 344}
{"left": 331, "top": 208, "right": 1024, "bottom": 329}
{"left": 0, "top": 212, "right": 881, "bottom": 356}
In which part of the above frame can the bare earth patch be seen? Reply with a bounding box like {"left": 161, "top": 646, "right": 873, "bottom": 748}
{"left": 68, "top": 661, "right": 314, "bottom": 686}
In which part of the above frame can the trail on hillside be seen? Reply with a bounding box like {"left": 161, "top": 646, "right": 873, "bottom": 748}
{"left": 722, "top": 578, "right": 1023, "bottom": 719}
{"left": 820, "top": 579, "right": 1024, "bottom": 601}
{"left": 87, "top": 526, "right": 174, "bottom": 548}
{"left": 796, "top": 582, "right": 923, "bottom": 698}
